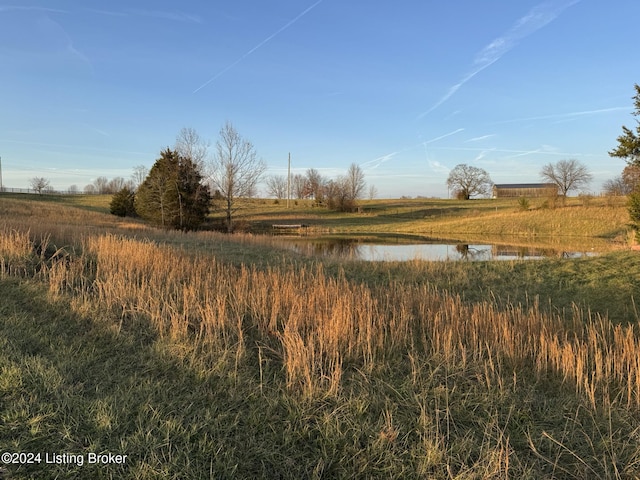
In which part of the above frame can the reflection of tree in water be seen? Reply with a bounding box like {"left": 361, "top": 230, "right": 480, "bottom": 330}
{"left": 287, "top": 237, "right": 595, "bottom": 261}
{"left": 492, "top": 245, "right": 571, "bottom": 259}
{"left": 454, "top": 244, "right": 491, "bottom": 260}
{"left": 308, "top": 239, "right": 362, "bottom": 258}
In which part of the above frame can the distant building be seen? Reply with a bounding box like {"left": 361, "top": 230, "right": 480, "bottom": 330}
{"left": 492, "top": 183, "right": 558, "bottom": 198}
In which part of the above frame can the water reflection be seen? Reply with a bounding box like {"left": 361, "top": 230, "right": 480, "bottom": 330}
{"left": 282, "top": 237, "right": 598, "bottom": 262}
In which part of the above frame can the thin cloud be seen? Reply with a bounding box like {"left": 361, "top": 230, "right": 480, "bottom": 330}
{"left": 125, "top": 9, "right": 201, "bottom": 23}
{"left": 83, "top": 8, "right": 127, "bottom": 18}
{"left": 52, "top": 18, "right": 91, "bottom": 66}
{"left": 474, "top": 149, "right": 497, "bottom": 162}
{"left": 360, "top": 152, "right": 398, "bottom": 169}
{"left": 429, "top": 145, "right": 595, "bottom": 158}
{"left": 10, "top": 13, "right": 92, "bottom": 67}
{"left": 418, "top": 0, "right": 581, "bottom": 119}
{"left": 0, "top": 138, "right": 148, "bottom": 156}
{"left": 193, "top": 0, "right": 322, "bottom": 93}
{"left": 0, "top": 5, "right": 66, "bottom": 14}
{"left": 423, "top": 128, "right": 465, "bottom": 145}
{"left": 85, "top": 125, "right": 110, "bottom": 137}
{"left": 85, "top": 8, "right": 201, "bottom": 23}
{"left": 489, "top": 106, "right": 631, "bottom": 125}
{"left": 429, "top": 161, "right": 450, "bottom": 174}
{"left": 466, "top": 134, "right": 497, "bottom": 143}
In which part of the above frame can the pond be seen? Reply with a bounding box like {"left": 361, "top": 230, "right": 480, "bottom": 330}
{"left": 279, "top": 236, "right": 599, "bottom": 262}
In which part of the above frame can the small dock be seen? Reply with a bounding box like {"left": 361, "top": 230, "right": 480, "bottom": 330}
{"left": 272, "top": 224, "right": 305, "bottom": 230}
{"left": 271, "top": 224, "right": 310, "bottom": 235}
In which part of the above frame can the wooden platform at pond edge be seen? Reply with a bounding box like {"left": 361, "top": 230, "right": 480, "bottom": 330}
{"left": 271, "top": 224, "right": 309, "bottom": 229}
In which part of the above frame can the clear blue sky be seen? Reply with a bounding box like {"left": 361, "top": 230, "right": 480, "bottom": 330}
{"left": 2, "top": 1, "right": 639, "bottom": 198}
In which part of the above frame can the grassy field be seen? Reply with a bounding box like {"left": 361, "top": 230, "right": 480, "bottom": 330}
{"left": 1, "top": 193, "right": 639, "bottom": 479}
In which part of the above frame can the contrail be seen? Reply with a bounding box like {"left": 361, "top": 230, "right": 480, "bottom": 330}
{"left": 489, "top": 106, "right": 630, "bottom": 125}
{"left": 360, "top": 152, "right": 398, "bottom": 169}
{"left": 417, "top": 0, "right": 581, "bottom": 118}
{"left": 193, "top": 0, "right": 322, "bottom": 93}
{"left": 423, "top": 128, "right": 465, "bottom": 145}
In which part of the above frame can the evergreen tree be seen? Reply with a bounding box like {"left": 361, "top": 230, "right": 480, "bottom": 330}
{"left": 628, "top": 190, "right": 640, "bottom": 243}
{"left": 110, "top": 187, "right": 136, "bottom": 217}
{"left": 135, "top": 148, "right": 210, "bottom": 230}
{"left": 609, "top": 84, "right": 640, "bottom": 167}
{"left": 609, "top": 84, "right": 640, "bottom": 242}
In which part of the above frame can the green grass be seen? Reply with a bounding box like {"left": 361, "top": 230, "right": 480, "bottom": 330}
{"left": 215, "top": 196, "right": 629, "bottom": 236}
{"left": 0, "top": 193, "right": 113, "bottom": 213}
{"left": 4, "top": 192, "right": 629, "bottom": 242}
{"left": 1, "top": 193, "right": 639, "bottom": 479}
{"left": 330, "top": 250, "right": 640, "bottom": 325}
{"left": 2, "top": 276, "right": 640, "bottom": 479}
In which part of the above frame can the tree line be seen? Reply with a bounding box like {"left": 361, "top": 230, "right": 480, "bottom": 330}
{"left": 266, "top": 164, "right": 366, "bottom": 211}
{"left": 30, "top": 83, "right": 640, "bottom": 238}
{"left": 110, "top": 122, "right": 369, "bottom": 232}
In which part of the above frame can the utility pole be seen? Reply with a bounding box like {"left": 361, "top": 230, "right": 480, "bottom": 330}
{"left": 0, "top": 155, "right": 3, "bottom": 192}
{"left": 287, "top": 152, "right": 291, "bottom": 209}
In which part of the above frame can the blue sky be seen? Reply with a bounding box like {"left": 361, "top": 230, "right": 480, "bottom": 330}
{"left": 1, "top": 1, "right": 639, "bottom": 198}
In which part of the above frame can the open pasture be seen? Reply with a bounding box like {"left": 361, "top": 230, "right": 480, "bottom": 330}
{"left": 0, "top": 193, "right": 638, "bottom": 479}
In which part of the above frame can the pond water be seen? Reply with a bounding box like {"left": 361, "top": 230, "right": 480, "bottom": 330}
{"left": 280, "top": 236, "right": 599, "bottom": 262}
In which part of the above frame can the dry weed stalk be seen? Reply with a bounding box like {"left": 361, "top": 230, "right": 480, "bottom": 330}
{"left": 3, "top": 228, "right": 640, "bottom": 408}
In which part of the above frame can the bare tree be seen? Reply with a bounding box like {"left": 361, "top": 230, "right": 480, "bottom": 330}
{"left": 30, "top": 177, "right": 51, "bottom": 194}
{"left": 92, "top": 176, "right": 110, "bottom": 194}
{"left": 208, "top": 122, "right": 266, "bottom": 232}
{"left": 605, "top": 164, "right": 640, "bottom": 196}
{"left": 291, "top": 173, "right": 307, "bottom": 199}
{"left": 265, "top": 175, "right": 288, "bottom": 199}
{"left": 603, "top": 176, "right": 630, "bottom": 196}
{"left": 175, "top": 127, "right": 209, "bottom": 170}
{"left": 368, "top": 184, "right": 378, "bottom": 200}
{"left": 446, "top": 164, "right": 493, "bottom": 200}
{"left": 305, "top": 168, "right": 325, "bottom": 204}
{"left": 345, "top": 163, "right": 366, "bottom": 203}
{"left": 107, "top": 177, "right": 129, "bottom": 194}
{"left": 540, "top": 159, "right": 592, "bottom": 198}
{"left": 324, "top": 176, "right": 355, "bottom": 211}
{"left": 622, "top": 164, "right": 640, "bottom": 192}
{"left": 131, "top": 165, "right": 149, "bottom": 189}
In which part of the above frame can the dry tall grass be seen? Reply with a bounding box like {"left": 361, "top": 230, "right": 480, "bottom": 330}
{"left": 2, "top": 197, "right": 640, "bottom": 476}
{"left": 3, "top": 230, "right": 632, "bottom": 410}
{"left": 0, "top": 225, "right": 32, "bottom": 276}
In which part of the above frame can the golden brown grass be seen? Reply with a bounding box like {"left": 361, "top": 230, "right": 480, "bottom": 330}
{"left": 7, "top": 231, "right": 628, "bottom": 410}
{"left": 219, "top": 195, "right": 630, "bottom": 243}
{"left": 1, "top": 194, "right": 639, "bottom": 477}
{"left": 1, "top": 195, "right": 638, "bottom": 408}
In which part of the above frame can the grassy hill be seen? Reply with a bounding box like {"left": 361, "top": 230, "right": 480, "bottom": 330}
{"left": 0, "top": 193, "right": 638, "bottom": 479}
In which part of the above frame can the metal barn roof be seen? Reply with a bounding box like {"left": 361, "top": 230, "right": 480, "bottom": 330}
{"left": 493, "top": 183, "right": 556, "bottom": 189}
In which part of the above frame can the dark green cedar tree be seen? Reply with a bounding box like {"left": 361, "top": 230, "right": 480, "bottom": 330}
{"left": 109, "top": 186, "right": 136, "bottom": 217}
{"left": 135, "top": 148, "right": 210, "bottom": 230}
{"left": 609, "top": 84, "right": 640, "bottom": 167}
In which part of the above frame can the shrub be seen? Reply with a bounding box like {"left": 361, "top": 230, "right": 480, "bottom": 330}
{"left": 628, "top": 189, "right": 640, "bottom": 242}
{"left": 579, "top": 192, "right": 594, "bottom": 206}
{"left": 110, "top": 187, "right": 136, "bottom": 217}
{"left": 517, "top": 197, "right": 530, "bottom": 211}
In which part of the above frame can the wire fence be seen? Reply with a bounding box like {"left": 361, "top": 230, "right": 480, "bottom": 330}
{"left": 0, "top": 187, "right": 100, "bottom": 195}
